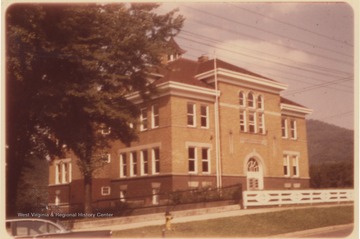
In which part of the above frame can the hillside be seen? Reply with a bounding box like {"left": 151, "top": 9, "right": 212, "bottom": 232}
{"left": 306, "top": 119, "right": 354, "bottom": 165}
{"left": 306, "top": 119, "right": 354, "bottom": 188}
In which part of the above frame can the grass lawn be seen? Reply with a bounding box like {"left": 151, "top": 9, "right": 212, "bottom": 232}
{"left": 112, "top": 205, "right": 354, "bottom": 238}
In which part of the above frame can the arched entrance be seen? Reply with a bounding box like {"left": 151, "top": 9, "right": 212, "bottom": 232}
{"left": 246, "top": 157, "right": 264, "bottom": 190}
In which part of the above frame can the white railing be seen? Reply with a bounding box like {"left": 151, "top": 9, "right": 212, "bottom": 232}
{"left": 243, "top": 189, "right": 354, "bottom": 209}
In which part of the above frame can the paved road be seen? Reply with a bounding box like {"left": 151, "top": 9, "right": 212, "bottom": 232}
{"left": 275, "top": 224, "right": 355, "bottom": 238}
{"left": 300, "top": 224, "right": 354, "bottom": 238}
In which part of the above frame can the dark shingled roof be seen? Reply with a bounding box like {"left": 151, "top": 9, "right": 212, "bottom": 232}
{"left": 156, "top": 58, "right": 212, "bottom": 88}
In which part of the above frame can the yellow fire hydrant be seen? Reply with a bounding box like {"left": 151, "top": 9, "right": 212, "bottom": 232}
{"left": 165, "top": 211, "right": 174, "bottom": 231}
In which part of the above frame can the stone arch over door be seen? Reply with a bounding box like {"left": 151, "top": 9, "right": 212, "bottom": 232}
{"left": 244, "top": 152, "right": 265, "bottom": 190}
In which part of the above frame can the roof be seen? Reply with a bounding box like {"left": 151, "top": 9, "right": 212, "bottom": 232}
{"left": 155, "top": 58, "right": 212, "bottom": 88}
{"left": 197, "top": 58, "right": 277, "bottom": 82}
{"left": 280, "top": 97, "right": 306, "bottom": 108}
{"left": 154, "top": 57, "right": 278, "bottom": 88}
{"left": 167, "top": 37, "right": 186, "bottom": 54}
{"left": 148, "top": 57, "right": 309, "bottom": 111}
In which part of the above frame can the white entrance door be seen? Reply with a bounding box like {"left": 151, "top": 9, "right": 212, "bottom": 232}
{"left": 246, "top": 158, "right": 263, "bottom": 190}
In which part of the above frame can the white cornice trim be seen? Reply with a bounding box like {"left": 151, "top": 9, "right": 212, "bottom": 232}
{"left": 127, "top": 81, "right": 220, "bottom": 104}
{"left": 195, "top": 68, "right": 288, "bottom": 92}
{"left": 281, "top": 103, "right": 313, "bottom": 116}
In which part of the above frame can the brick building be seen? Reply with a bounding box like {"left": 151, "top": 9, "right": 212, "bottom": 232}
{"left": 48, "top": 41, "right": 312, "bottom": 209}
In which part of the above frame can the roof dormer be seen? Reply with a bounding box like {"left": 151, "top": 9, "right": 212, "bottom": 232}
{"left": 161, "top": 37, "right": 186, "bottom": 64}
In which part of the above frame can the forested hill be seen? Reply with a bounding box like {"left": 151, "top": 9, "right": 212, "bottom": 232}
{"left": 306, "top": 119, "right": 354, "bottom": 165}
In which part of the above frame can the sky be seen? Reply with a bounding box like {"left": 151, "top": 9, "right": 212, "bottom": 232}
{"left": 157, "top": 2, "right": 356, "bottom": 130}
{"left": 0, "top": 1, "right": 356, "bottom": 130}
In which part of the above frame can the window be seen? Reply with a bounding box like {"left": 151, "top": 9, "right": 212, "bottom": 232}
{"left": 201, "top": 148, "right": 210, "bottom": 173}
{"left": 240, "top": 110, "right": 246, "bottom": 132}
{"left": 187, "top": 103, "right": 196, "bottom": 127}
{"left": 257, "top": 95, "right": 263, "bottom": 109}
{"left": 281, "top": 118, "right": 288, "bottom": 138}
{"left": 248, "top": 112, "right": 256, "bottom": 133}
{"left": 130, "top": 152, "right": 137, "bottom": 176}
{"left": 120, "top": 153, "right": 127, "bottom": 178}
{"left": 283, "top": 155, "right": 290, "bottom": 177}
{"left": 140, "top": 108, "right": 148, "bottom": 131}
{"left": 101, "top": 186, "right": 111, "bottom": 196}
{"left": 290, "top": 120, "right": 297, "bottom": 139}
{"left": 152, "top": 148, "right": 160, "bottom": 174}
{"left": 292, "top": 155, "right": 299, "bottom": 177}
{"left": 239, "top": 91, "right": 246, "bottom": 107}
{"left": 152, "top": 105, "right": 159, "bottom": 128}
{"left": 247, "top": 158, "right": 259, "bottom": 172}
{"left": 152, "top": 188, "right": 160, "bottom": 205}
{"left": 283, "top": 153, "right": 300, "bottom": 177}
{"left": 247, "top": 92, "right": 255, "bottom": 108}
{"left": 141, "top": 150, "right": 148, "bottom": 175}
{"left": 55, "top": 195, "right": 60, "bottom": 206}
{"left": 56, "top": 164, "right": 62, "bottom": 184}
{"left": 119, "top": 191, "right": 126, "bottom": 202}
{"left": 200, "top": 105, "right": 209, "bottom": 128}
{"left": 258, "top": 113, "right": 265, "bottom": 134}
{"left": 101, "top": 153, "right": 111, "bottom": 163}
{"left": 188, "top": 147, "right": 197, "bottom": 173}
{"left": 101, "top": 127, "right": 111, "bottom": 135}
{"left": 248, "top": 178, "right": 259, "bottom": 190}
{"left": 55, "top": 161, "right": 72, "bottom": 184}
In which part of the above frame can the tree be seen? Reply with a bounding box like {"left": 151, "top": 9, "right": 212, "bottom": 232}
{"left": 6, "top": 3, "right": 184, "bottom": 215}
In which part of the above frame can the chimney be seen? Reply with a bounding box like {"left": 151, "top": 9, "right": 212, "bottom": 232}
{"left": 198, "top": 55, "right": 209, "bottom": 63}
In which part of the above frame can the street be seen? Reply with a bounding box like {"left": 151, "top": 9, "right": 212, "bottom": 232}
{"left": 301, "top": 224, "right": 354, "bottom": 238}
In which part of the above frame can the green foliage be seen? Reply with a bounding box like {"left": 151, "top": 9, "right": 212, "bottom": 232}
{"left": 6, "top": 3, "right": 183, "bottom": 214}
{"left": 168, "top": 185, "right": 241, "bottom": 205}
{"left": 307, "top": 119, "right": 353, "bottom": 164}
{"left": 306, "top": 120, "right": 354, "bottom": 188}
{"left": 310, "top": 162, "right": 353, "bottom": 188}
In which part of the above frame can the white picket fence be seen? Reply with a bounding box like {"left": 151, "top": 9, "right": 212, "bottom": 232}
{"left": 243, "top": 189, "right": 354, "bottom": 209}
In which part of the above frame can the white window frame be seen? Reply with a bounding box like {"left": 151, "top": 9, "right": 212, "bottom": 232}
{"left": 119, "top": 191, "right": 126, "bottom": 202}
{"left": 130, "top": 152, "right": 137, "bottom": 177}
{"left": 140, "top": 150, "right": 148, "bottom": 176}
{"left": 187, "top": 103, "right": 196, "bottom": 127}
{"left": 290, "top": 119, "right": 297, "bottom": 140}
{"left": 239, "top": 91, "right": 246, "bottom": 107}
{"left": 240, "top": 110, "right": 247, "bottom": 132}
{"left": 120, "top": 153, "right": 127, "bottom": 178}
{"left": 200, "top": 105, "right": 209, "bottom": 128}
{"left": 101, "top": 127, "right": 111, "bottom": 135}
{"left": 188, "top": 146, "right": 197, "bottom": 174}
{"left": 152, "top": 148, "right": 160, "bottom": 175}
{"left": 151, "top": 105, "right": 159, "bottom": 129}
{"left": 247, "top": 92, "right": 255, "bottom": 108}
{"left": 140, "top": 108, "right": 148, "bottom": 131}
{"left": 281, "top": 118, "right": 288, "bottom": 138}
{"left": 201, "top": 147, "right": 210, "bottom": 174}
{"left": 258, "top": 112, "right": 265, "bottom": 134}
{"left": 101, "top": 186, "right": 111, "bottom": 196}
{"left": 292, "top": 155, "right": 299, "bottom": 177}
{"left": 152, "top": 188, "right": 160, "bottom": 205}
{"left": 283, "top": 155, "right": 290, "bottom": 177}
{"left": 55, "top": 195, "right": 60, "bottom": 206}
{"left": 55, "top": 164, "right": 61, "bottom": 184}
{"left": 257, "top": 95, "right": 263, "bottom": 110}
{"left": 55, "top": 160, "right": 72, "bottom": 185}
{"left": 248, "top": 111, "right": 256, "bottom": 133}
{"left": 101, "top": 153, "right": 111, "bottom": 163}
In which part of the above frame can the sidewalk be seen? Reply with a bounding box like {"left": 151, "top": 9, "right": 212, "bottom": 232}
{"left": 73, "top": 203, "right": 351, "bottom": 232}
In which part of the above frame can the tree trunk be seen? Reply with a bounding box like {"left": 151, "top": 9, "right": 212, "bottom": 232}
{"left": 84, "top": 174, "right": 93, "bottom": 214}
